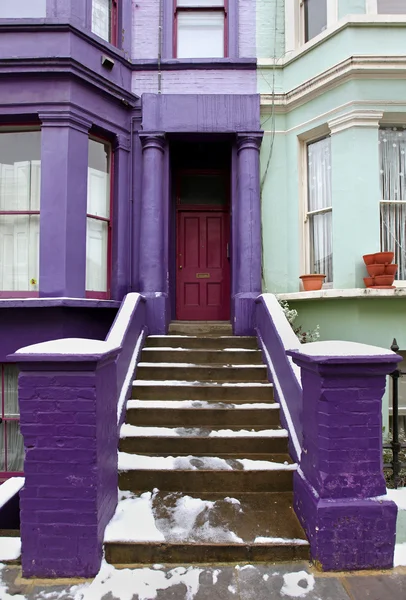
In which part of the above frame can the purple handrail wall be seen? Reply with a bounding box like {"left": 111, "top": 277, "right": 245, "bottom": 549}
{"left": 255, "top": 295, "right": 302, "bottom": 462}
{"left": 10, "top": 293, "right": 147, "bottom": 578}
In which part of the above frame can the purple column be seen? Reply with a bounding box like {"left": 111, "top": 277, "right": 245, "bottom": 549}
{"left": 39, "top": 111, "right": 91, "bottom": 298}
{"left": 139, "top": 132, "right": 168, "bottom": 334}
{"left": 111, "top": 134, "right": 131, "bottom": 300}
{"left": 287, "top": 343, "right": 401, "bottom": 571}
{"left": 234, "top": 133, "right": 263, "bottom": 335}
{"left": 15, "top": 352, "right": 119, "bottom": 578}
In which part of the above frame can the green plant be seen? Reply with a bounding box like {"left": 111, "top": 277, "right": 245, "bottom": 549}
{"left": 278, "top": 299, "right": 320, "bottom": 344}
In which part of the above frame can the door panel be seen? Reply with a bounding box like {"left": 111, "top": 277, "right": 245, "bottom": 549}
{"left": 177, "top": 210, "right": 230, "bottom": 320}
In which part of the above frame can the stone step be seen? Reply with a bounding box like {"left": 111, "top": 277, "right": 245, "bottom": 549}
{"left": 146, "top": 335, "right": 258, "bottom": 350}
{"left": 104, "top": 491, "right": 308, "bottom": 565}
{"left": 132, "top": 382, "right": 274, "bottom": 402}
{"left": 119, "top": 465, "right": 294, "bottom": 493}
{"left": 125, "top": 403, "right": 280, "bottom": 428}
{"left": 141, "top": 348, "right": 263, "bottom": 365}
{"left": 119, "top": 426, "right": 288, "bottom": 455}
{"left": 168, "top": 321, "right": 233, "bottom": 336}
{"left": 136, "top": 364, "right": 268, "bottom": 382}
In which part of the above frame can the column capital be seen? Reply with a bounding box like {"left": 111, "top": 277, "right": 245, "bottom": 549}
{"left": 328, "top": 110, "right": 383, "bottom": 135}
{"left": 236, "top": 132, "right": 263, "bottom": 154}
{"left": 139, "top": 132, "right": 166, "bottom": 152}
{"left": 114, "top": 134, "right": 131, "bottom": 153}
{"left": 39, "top": 111, "right": 92, "bottom": 134}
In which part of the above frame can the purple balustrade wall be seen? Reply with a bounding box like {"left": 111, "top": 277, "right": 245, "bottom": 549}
{"left": 10, "top": 294, "right": 147, "bottom": 578}
{"left": 256, "top": 294, "right": 402, "bottom": 571}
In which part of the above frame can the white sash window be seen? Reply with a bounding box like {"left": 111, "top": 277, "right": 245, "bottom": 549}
{"left": 175, "top": 0, "right": 227, "bottom": 58}
{"left": 0, "top": 131, "right": 41, "bottom": 295}
{"left": 0, "top": 364, "right": 24, "bottom": 477}
{"left": 92, "top": 0, "right": 118, "bottom": 44}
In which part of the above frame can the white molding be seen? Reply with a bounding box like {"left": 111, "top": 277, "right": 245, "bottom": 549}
{"left": 285, "top": 0, "right": 298, "bottom": 54}
{"left": 277, "top": 287, "right": 406, "bottom": 301}
{"left": 327, "top": 0, "right": 339, "bottom": 28}
{"left": 366, "top": 0, "right": 378, "bottom": 14}
{"left": 328, "top": 110, "right": 383, "bottom": 134}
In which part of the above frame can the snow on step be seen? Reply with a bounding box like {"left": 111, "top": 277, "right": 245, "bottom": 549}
{"left": 120, "top": 424, "right": 288, "bottom": 438}
{"left": 142, "top": 348, "right": 258, "bottom": 352}
{"left": 118, "top": 452, "right": 296, "bottom": 472}
{"left": 132, "top": 380, "right": 273, "bottom": 387}
{"left": 127, "top": 400, "right": 279, "bottom": 410}
{"left": 137, "top": 363, "right": 265, "bottom": 368}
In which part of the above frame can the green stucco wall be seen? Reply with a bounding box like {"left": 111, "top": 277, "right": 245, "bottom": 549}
{"left": 257, "top": 0, "right": 285, "bottom": 59}
{"left": 339, "top": 0, "right": 366, "bottom": 20}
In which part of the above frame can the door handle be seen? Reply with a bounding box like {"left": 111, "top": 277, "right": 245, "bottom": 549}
{"left": 179, "top": 265, "right": 183, "bottom": 270}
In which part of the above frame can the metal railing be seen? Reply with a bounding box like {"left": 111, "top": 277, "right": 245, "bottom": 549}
{"left": 383, "top": 338, "right": 406, "bottom": 488}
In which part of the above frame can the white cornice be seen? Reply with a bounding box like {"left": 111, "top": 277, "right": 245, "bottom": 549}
{"left": 328, "top": 110, "right": 383, "bottom": 134}
{"left": 260, "top": 56, "right": 406, "bottom": 114}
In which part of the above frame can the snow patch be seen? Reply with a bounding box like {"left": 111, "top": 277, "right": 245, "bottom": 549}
{"left": 385, "top": 487, "right": 406, "bottom": 511}
{"left": 254, "top": 537, "right": 308, "bottom": 545}
{"left": 209, "top": 428, "right": 287, "bottom": 438}
{"left": 0, "top": 478, "right": 24, "bottom": 509}
{"left": 120, "top": 425, "right": 287, "bottom": 439}
{"left": 280, "top": 571, "right": 315, "bottom": 598}
{"left": 294, "top": 340, "right": 396, "bottom": 358}
{"left": 104, "top": 492, "right": 165, "bottom": 543}
{"left": 0, "top": 537, "right": 21, "bottom": 561}
{"left": 394, "top": 542, "right": 406, "bottom": 567}
{"left": 127, "top": 399, "right": 278, "bottom": 410}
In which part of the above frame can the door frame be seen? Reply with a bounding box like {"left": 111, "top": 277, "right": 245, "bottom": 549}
{"left": 174, "top": 169, "right": 231, "bottom": 321}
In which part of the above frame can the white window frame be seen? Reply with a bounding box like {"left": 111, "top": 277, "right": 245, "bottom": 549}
{"left": 285, "top": 0, "right": 338, "bottom": 53}
{"left": 299, "top": 125, "right": 333, "bottom": 288}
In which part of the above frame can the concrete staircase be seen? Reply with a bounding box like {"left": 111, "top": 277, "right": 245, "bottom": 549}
{"left": 105, "top": 322, "right": 308, "bottom": 564}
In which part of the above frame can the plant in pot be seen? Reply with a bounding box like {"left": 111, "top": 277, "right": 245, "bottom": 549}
{"left": 362, "top": 252, "right": 397, "bottom": 288}
{"left": 299, "top": 273, "right": 326, "bottom": 291}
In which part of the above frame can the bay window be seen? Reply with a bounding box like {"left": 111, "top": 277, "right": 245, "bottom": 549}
{"left": 86, "top": 138, "right": 111, "bottom": 298}
{"left": 379, "top": 127, "right": 406, "bottom": 280}
{"left": 0, "top": 0, "right": 46, "bottom": 18}
{"left": 91, "top": 0, "right": 118, "bottom": 44}
{"left": 0, "top": 131, "right": 41, "bottom": 296}
{"left": 175, "top": 0, "right": 227, "bottom": 59}
{"left": 303, "top": 0, "right": 327, "bottom": 42}
{"left": 377, "top": 1, "right": 406, "bottom": 13}
{"left": 306, "top": 137, "right": 333, "bottom": 283}
{"left": 0, "top": 364, "right": 24, "bottom": 479}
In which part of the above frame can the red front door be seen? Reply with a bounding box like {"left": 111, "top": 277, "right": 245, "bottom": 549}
{"left": 176, "top": 210, "right": 230, "bottom": 320}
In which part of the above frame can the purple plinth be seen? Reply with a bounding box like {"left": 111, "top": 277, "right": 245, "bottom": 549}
{"left": 287, "top": 346, "right": 401, "bottom": 571}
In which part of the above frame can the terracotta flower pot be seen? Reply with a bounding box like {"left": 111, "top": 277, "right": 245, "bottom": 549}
{"left": 385, "top": 264, "right": 398, "bottom": 276}
{"left": 363, "top": 253, "right": 376, "bottom": 266}
{"left": 300, "top": 274, "right": 326, "bottom": 291}
{"left": 366, "top": 264, "right": 385, "bottom": 277}
{"left": 364, "top": 277, "right": 374, "bottom": 287}
{"left": 374, "top": 251, "right": 394, "bottom": 265}
{"left": 374, "top": 274, "right": 395, "bottom": 286}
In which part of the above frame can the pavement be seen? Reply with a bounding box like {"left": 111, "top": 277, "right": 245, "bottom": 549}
{"left": 1, "top": 561, "right": 406, "bottom": 600}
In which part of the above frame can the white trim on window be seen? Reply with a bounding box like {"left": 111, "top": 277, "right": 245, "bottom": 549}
{"left": 285, "top": 0, "right": 338, "bottom": 53}
{"left": 366, "top": 0, "right": 378, "bottom": 13}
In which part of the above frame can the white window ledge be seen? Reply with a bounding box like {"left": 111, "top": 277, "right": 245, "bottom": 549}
{"left": 276, "top": 288, "right": 406, "bottom": 301}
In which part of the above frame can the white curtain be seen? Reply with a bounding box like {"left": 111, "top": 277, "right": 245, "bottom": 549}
{"left": 0, "top": 160, "right": 40, "bottom": 291}
{"left": 92, "top": 0, "right": 110, "bottom": 41}
{"left": 177, "top": 12, "right": 224, "bottom": 58}
{"left": 307, "top": 137, "right": 333, "bottom": 282}
{"left": 86, "top": 167, "right": 109, "bottom": 292}
{"left": 0, "top": 365, "right": 24, "bottom": 473}
{"left": 379, "top": 127, "right": 406, "bottom": 280}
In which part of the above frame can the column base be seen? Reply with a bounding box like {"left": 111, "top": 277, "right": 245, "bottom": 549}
{"left": 143, "top": 293, "right": 169, "bottom": 335}
{"left": 294, "top": 471, "right": 397, "bottom": 571}
{"left": 232, "top": 292, "right": 260, "bottom": 336}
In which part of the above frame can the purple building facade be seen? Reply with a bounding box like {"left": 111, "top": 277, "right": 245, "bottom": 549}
{"left": 0, "top": 0, "right": 262, "bottom": 480}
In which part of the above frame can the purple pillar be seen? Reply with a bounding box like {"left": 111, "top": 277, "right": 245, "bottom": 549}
{"left": 287, "top": 343, "right": 401, "bottom": 571}
{"left": 139, "top": 132, "right": 168, "bottom": 334}
{"left": 39, "top": 111, "right": 91, "bottom": 298}
{"left": 111, "top": 134, "right": 131, "bottom": 300}
{"left": 15, "top": 352, "right": 119, "bottom": 578}
{"left": 234, "top": 133, "right": 263, "bottom": 335}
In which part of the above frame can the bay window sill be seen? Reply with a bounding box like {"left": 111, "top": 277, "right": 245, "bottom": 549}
{"left": 0, "top": 298, "right": 120, "bottom": 309}
{"left": 276, "top": 288, "right": 406, "bottom": 301}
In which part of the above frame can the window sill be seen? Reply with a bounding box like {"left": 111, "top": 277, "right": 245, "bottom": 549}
{"left": 0, "top": 297, "right": 120, "bottom": 309}
{"left": 276, "top": 287, "right": 406, "bottom": 301}
{"left": 131, "top": 58, "right": 257, "bottom": 71}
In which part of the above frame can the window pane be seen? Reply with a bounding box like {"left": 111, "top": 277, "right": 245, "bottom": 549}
{"left": 307, "top": 138, "right": 332, "bottom": 211}
{"left": 0, "top": 0, "right": 46, "bottom": 18}
{"left": 3, "top": 365, "right": 19, "bottom": 418}
{"left": 304, "top": 0, "right": 327, "bottom": 42}
{"left": 0, "top": 425, "right": 4, "bottom": 472}
{"left": 177, "top": 12, "right": 224, "bottom": 58}
{"left": 377, "top": 0, "right": 406, "bottom": 13}
{"left": 380, "top": 203, "right": 406, "bottom": 280}
{"left": 0, "top": 215, "right": 39, "bottom": 291}
{"left": 92, "top": 0, "right": 111, "bottom": 42}
{"left": 379, "top": 128, "right": 406, "bottom": 201}
{"left": 177, "top": 0, "right": 224, "bottom": 5}
{"left": 86, "top": 219, "right": 108, "bottom": 292}
{"left": 6, "top": 421, "right": 24, "bottom": 472}
{"left": 179, "top": 174, "right": 227, "bottom": 205}
{"left": 309, "top": 212, "right": 333, "bottom": 282}
{"left": 88, "top": 139, "right": 110, "bottom": 218}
